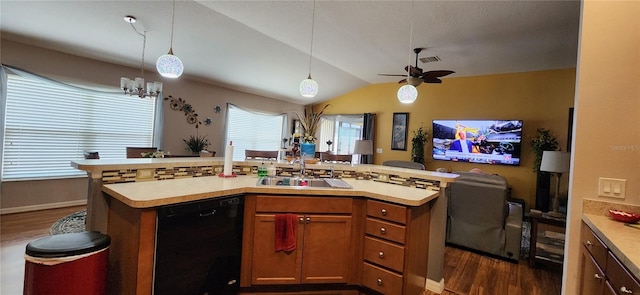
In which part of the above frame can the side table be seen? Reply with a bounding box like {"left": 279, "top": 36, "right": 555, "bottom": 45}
{"left": 529, "top": 210, "right": 567, "bottom": 268}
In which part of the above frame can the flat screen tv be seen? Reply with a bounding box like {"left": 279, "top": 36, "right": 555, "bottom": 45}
{"left": 432, "top": 120, "right": 523, "bottom": 166}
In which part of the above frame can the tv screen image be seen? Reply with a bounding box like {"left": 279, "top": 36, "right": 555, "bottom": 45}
{"left": 432, "top": 120, "right": 523, "bottom": 166}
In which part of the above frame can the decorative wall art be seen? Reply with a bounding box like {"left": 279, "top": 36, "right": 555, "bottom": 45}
{"left": 165, "top": 95, "right": 202, "bottom": 128}
{"left": 391, "top": 112, "right": 409, "bottom": 150}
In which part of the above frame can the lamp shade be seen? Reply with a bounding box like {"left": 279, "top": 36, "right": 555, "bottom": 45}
{"left": 353, "top": 140, "right": 373, "bottom": 155}
{"left": 397, "top": 84, "right": 417, "bottom": 103}
{"left": 540, "top": 151, "right": 570, "bottom": 173}
{"left": 156, "top": 51, "right": 184, "bottom": 78}
{"left": 299, "top": 76, "right": 319, "bottom": 98}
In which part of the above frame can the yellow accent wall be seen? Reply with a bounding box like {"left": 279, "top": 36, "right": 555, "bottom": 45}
{"left": 317, "top": 69, "right": 576, "bottom": 209}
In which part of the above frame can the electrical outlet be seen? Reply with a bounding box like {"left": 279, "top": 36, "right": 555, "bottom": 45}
{"left": 598, "top": 177, "right": 626, "bottom": 199}
{"left": 376, "top": 148, "right": 383, "bottom": 154}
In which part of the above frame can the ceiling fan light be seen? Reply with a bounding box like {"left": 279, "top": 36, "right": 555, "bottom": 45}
{"left": 299, "top": 76, "right": 319, "bottom": 98}
{"left": 156, "top": 50, "right": 184, "bottom": 78}
{"left": 397, "top": 84, "right": 418, "bottom": 103}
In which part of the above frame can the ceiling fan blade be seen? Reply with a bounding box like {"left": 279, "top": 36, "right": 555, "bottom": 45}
{"left": 421, "top": 70, "right": 455, "bottom": 79}
{"left": 378, "top": 74, "right": 409, "bottom": 77}
{"left": 398, "top": 78, "right": 407, "bottom": 84}
{"left": 424, "top": 78, "right": 443, "bottom": 84}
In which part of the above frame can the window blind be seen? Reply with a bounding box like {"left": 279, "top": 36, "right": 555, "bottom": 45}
{"left": 2, "top": 73, "right": 156, "bottom": 180}
{"left": 225, "top": 104, "right": 285, "bottom": 161}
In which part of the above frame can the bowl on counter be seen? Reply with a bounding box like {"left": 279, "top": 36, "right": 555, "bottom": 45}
{"left": 609, "top": 209, "right": 640, "bottom": 224}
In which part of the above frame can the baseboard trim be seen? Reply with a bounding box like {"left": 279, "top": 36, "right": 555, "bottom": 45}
{"left": 426, "top": 278, "right": 445, "bottom": 294}
{"left": 1, "top": 200, "right": 87, "bottom": 215}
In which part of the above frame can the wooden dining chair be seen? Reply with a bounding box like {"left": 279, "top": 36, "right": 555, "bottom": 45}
{"left": 126, "top": 147, "right": 158, "bottom": 158}
{"left": 320, "top": 152, "right": 353, "bottom": 163}
{"left": 244, "top": 150, "right": 278, "bottom": 160}
{"left": 83, "top": 151, "right": 100, "bottom": 159}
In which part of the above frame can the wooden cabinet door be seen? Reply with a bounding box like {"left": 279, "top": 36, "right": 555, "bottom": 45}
{"left": 580, "top": 250, "right": 605, "bottom": 295}
{"left": 301, "top": 215, "right": 352, "bottom": 284}
{"left": 251, "top": 214, "right": 303, "bottom": 285}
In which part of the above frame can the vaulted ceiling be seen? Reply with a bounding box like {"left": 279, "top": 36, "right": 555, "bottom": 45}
{"left": 1, "top": 0, "right": 581, "bottom": 104}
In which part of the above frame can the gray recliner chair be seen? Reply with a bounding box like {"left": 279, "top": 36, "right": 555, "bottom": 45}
{"left": 446, "top": 171, "right": 523, "bottom": 261}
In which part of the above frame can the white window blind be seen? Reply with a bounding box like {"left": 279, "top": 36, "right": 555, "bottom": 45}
{"left": 225, "top": 104, "right": 285, "bottom": 161}
{"left": 2, "top": 72, "right": 156, "bottom": 180}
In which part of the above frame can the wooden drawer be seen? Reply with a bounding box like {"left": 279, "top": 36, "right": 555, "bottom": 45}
{"left": 362, "top": 262, "right": 403, "bottom": 295}
{"left": 255, "top": 195, "right": 352, "bottom": 213}
{"left": 365, "top": 217, "right": 406, "bottom": 244}
{"left": 363, "top": 237, "right": 405, "bottom": 272}
{"left": 367, "top": 200, "right": 406, "bottom": 224}
{"left": 581, "top": 222, "right": 608, "bottom": 268}
{"left": 606, "top": 251, "right": 640, "bottom": 295}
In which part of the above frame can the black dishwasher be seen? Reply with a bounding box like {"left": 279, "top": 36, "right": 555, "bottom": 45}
{"left": 154, "top": 195, "right": 244, "bottom": 295}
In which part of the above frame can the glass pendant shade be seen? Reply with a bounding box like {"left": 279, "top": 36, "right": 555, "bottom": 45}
{"left": 299, "top": 75, "right": 319, "bottom": 98}
{"left": 156, "top": 49, "right": 184, "bottom": 78}
{"left": 397, "top": 84, "right": 418, "bottom": 103}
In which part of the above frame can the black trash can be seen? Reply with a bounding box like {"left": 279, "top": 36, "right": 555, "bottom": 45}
{"left": 23, "top": 231, "right": 110, "bottom": 295}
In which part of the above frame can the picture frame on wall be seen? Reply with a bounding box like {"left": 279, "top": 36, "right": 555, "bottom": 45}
{"left": 391, "top": 112, "right": 409, "bottom": 150}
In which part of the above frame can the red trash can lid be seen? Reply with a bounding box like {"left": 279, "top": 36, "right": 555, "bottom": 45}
{"left": 26, "top": 231, "right": 111, "bottom": 258}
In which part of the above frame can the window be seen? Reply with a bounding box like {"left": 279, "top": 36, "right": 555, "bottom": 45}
{"left": 318, "top": 115, "right": 363, "bottom": 162}
{"left": 1, "top": 68, "right": 156, "bottom": 180}
{"left": 225, "top": 104, "right": 286, "bottom": 161}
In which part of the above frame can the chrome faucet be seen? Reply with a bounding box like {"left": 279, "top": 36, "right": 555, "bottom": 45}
{"left": 290, "top": 156, "right": 305, "bottom": 178}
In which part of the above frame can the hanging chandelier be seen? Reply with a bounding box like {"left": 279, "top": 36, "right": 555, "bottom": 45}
{"left": 156, "top": 0, "right": 184, "bottom": 78}
{"left": 120, "top": 15, "right": 162, "bottom": 99}
{"left": 397, "top": 1, "right": 417, "bottom": 104}
{"left": 299, "top": 0, "right": 319, "bottom": 98}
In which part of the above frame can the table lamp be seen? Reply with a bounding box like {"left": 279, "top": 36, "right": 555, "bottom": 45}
{"left": 353, "top": 140, "right": 373, "bottom": 164}
{"left": 540, "top": 151, "right": 571, "bottom": 218}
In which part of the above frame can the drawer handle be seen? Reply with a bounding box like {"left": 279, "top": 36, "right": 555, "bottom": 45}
{"left": 381, "top": 208, "right": 387, "bottom": 216}
{"left": 377, "top": 278, "right": 383, "bottom": 286}
{"left": 378, "top": 251, "right": 385, "bottom": 259}
{"left": 380, "top": 227, "right": 387, "bottom": 235}
{"left": 620, "top": 286, "right": 633, "bottom": 294}
{"left": 593, "top": 274, "right": 603, "bottom": 281}
{"left": 586, "top": 240, "right": 593, "bottom": 247}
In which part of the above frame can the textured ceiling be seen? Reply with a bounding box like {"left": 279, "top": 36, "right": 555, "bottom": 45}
{"left": 0, "top": 0, "right": 581, "bottom": 104}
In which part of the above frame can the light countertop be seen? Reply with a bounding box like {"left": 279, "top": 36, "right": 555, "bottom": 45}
{"left": 102, "top": 175, "right": 440, "bottom": 208}
{"left": 583, "top": 214, "right": 640, "bottom": 279}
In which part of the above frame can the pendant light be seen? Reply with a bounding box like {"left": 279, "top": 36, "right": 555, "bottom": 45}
{"left": 156, "top": 0, "right": 184, "bottom": 78}
{"left": 397, "top": 1, "right": 418, "bottom": 104}
{"left": 299, "top": 0, "right": 319, "bottom": 98}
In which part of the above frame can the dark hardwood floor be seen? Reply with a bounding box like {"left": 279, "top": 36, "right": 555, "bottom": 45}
{"left": 1, "top": 206, "right": 562, "bottom": 295}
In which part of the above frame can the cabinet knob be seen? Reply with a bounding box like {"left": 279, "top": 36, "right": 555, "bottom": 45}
{"left": 381, "top": 208, "right": 387, "bottom": 216}
{"left": 306, "top": 217, "right": 311, "bottom": 223}
{"left": 299, "top": 217, "right": 304, "bottom": 223}
{"left": 620, "top": 286, "right": 633, "bottom": 294}
{"left": 593, "top": 274, "right": 603, "bottom": 281}
{"left": 586, "top": 240, "right": 593, "bottom": 247}
{"left": 378, "top": 251, "right": 385, "bottom": 259}
{"left": 377, "top": 278, "right": 383, "bottom": 286}
{"left": 380, "top": 227, "right": 387, "bottom": 235}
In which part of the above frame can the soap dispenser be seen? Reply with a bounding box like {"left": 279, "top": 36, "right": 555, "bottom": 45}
{"left": 258, "top": 161, "right": 267, "bottom": 177}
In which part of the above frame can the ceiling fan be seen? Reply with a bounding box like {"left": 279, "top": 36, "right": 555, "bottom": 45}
{"left": 379, "top": 48, "right": 455, "bottom": 87}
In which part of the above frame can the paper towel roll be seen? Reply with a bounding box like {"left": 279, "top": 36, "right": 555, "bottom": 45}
{"left": 223, "top": 142, "right": 234, "bottom": 176}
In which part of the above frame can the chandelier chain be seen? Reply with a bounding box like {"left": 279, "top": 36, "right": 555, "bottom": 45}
{"left": 407, "top": 0, "right": 414, "bottom": 78}
{"left": 308, "top": 0, "right": 316, "bottom": 76}
{"left": 170, "top": 0, "right": 176, "bottom": 50}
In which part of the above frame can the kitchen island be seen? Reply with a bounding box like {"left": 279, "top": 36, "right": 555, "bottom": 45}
{"left": 72, "top": 158, "right": 458, "bottom": 294}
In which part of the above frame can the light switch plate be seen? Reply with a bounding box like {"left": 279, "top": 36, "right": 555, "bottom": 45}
{"left": 598, "top": 177, "right": 626, "bottom": 199}
{"left": 376, "top": 148, "right": 383, "bottom": 154}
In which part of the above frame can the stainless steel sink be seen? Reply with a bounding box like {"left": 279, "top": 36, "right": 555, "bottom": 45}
{"left": 256, "top": 177, "right": 351, "bottom": 189}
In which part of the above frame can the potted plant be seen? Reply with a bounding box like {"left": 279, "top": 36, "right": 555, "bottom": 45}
{"left": 411, "top": 126, "right": 428, "bottom": 164}
{"left": 295, "top": 104, "right": 330, "bottom": 157}
{"left": 183, "top": 134, "right": 210, "bottom": 154}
